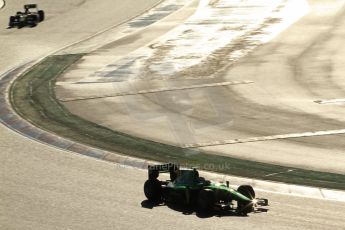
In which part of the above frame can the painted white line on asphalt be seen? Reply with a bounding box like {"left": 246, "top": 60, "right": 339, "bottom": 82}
{"left": 264, "top": 169, "right": 295, "bottom": 177}
{"left": 183, "top": 129, "right": 345, "bottom": 148}
{"left": 315, "top": 98, "right": 345, "bottom": 105}
{"left": 59, "top": 80, "right": 253, "bottom": 102}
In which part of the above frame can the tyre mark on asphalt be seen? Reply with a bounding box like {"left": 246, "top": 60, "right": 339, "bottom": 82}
{"left": 140, "top": 0, "right": 302, "bottom": 80}
{"left": 0, "top": 64, "right": 151, "bottom": 167}
{"left": 291, "top": 4, "right": 345, "bottom": 99}
{"left": 58, "top": 80, "right": 253, "bottom": 102}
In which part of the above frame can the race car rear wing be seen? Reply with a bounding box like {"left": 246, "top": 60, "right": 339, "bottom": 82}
{"left": 24, "top": 4, "right": 37, "bottom": 9}
{"left": 148, "top": 163, "right": 179, "bottom": 180}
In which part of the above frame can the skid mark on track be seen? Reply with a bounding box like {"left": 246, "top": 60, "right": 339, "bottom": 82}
{"left": 59, "top": 80, "right": 253, "bottom": 102}
{"left": 140, "top": 0, "right": 309, "bottom": 80}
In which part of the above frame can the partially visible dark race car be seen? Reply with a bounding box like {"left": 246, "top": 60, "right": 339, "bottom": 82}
{"left": 8, "top": 4, "right": 45, "bottom": 28}
{"left": 144, "top": 163, "right": 269, "bottom": 215}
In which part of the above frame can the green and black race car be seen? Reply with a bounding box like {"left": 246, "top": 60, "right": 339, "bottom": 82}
{"left": 144, "top": 163, "right": 268, "bottom": 215}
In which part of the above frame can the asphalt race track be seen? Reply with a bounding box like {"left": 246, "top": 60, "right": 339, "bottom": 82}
{"left": 2, "top": 150, "right": 345, "bottom": 230}
{"left": 1, "top": 0, "right": 345, "bottom": 229}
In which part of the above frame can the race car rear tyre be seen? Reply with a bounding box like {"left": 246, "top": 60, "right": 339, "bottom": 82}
{"left": 148, "top": 169, "right": 159, "bottom": 180}
{"left": 144, "top": 179, "right": 162, "bottom": 203}
{"left": 237, "top": 185, "right": 255, "bottom": 199}
{"left": 38, "top": 10, "right": 45, "bottom": 21}
{"left": 198, "top": 189, "right": 215, "bottom": 210}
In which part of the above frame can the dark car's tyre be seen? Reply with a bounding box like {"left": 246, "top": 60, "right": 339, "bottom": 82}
{"left": 144, "top": 179, "right": 162, "bottom": 203}
{"left": 198, "top": 189, "right": 215, "bottom": 210}
{"left": 9, "top": 16, "right": 15, "bottom": 27}
{"left": 38, "top": 10, "right": 45, "bottom": 22}
{"left": 237, "top": 185, "right": 255, "bottom": 215}
{"left": 15, "top": 16, "right": 24, "bottom": 29}
{"left": 26, "top": 15, "right": 37, "bottom": 27}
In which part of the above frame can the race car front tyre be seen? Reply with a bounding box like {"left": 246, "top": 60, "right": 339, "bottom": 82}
{"left": 38, "top": 10, "right": 45, "bottom": 21}
{"left": 237, "top": 185, "right": 255, "bottom": 199}
{"left": 144, "top": 179, "right": 162, "bottom": 203}
{"left": 237, "top": 185, "right": 255, "bottom": 215}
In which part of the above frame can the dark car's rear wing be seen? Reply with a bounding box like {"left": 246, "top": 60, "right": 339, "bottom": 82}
{"left": 148, "top": 163, "right": 179, "bottom": 180}
{"left": 24, "top": 4, "right": 37, "bottom": 10}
